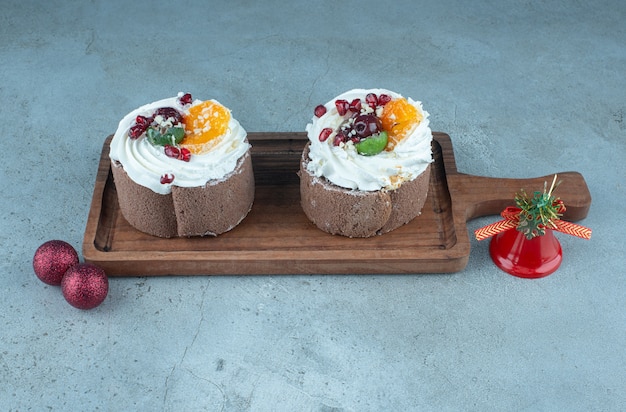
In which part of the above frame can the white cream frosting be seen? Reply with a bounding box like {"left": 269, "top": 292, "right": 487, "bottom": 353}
{"left": 109, "top": 94, "right": 249, "bottom": 195}
{"left": 305, "top": 88, "right": 433, "bottom": 191}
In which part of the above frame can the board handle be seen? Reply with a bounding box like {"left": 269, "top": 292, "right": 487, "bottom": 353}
{"left": 450, "top": 171, "right": 592, "bottom": 222}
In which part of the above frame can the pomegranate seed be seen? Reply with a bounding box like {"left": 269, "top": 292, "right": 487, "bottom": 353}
{"left": 365, "top": 93, "right": 378, "bottom": 109}
{"left": 335, "top": 99, "right": 349, "bottom": 116}
{"left": 333, "top": 133, "right": 344, "bottom": 146}
{"left": 135, "top": 115, "right": 152, "bottom": 127}
{"left": 179, "top": 93, "right": 193, "bottom": 106}
{"left": 128, "top": 114, "right": 153, "bottom": 139}
{"left": 164, "top": 144, "right": 180, "bottom": 159}
{"left": 314, "top": 104, "right": 327, "bottom": 117}
{"left": 160, "top": 173, "right": 175, "bottom": 184}
{"left": 164, "top": 145, "right": 191, "bottom": 161}
{"left": 179, "top": 147, "right": 191, "bottom": 162}
{"left": 128, "top": 125, "right": 143, "bottom": 139}
{"left": 349, "top": 99, "right": 362, "bottom": 113}
{"left": 378, "top": 94, "right": 392, "bottom": 106}
{"left": 319, "top": 127, "right": 333, "bottom": 142}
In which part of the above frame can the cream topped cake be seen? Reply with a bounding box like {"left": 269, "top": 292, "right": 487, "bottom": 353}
{"left": 299, "top": 88, "right": 433, "bottom": 237}
{"left": 109, "top": 92, "right": 254, "bottom": 238}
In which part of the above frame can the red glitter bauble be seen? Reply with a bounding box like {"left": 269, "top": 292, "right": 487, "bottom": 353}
{"left": 33, "top": 240, "right": 80, "bottom": 285}
{"left": 61, "top": 263, "right": 109, "bottom": 310}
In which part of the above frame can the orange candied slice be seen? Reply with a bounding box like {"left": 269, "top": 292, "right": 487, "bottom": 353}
{"left": 380, "top": 98, "right": 422, "bottom": 151}
{"left": 181, "top": 100, "right": 231, "bottom": 154}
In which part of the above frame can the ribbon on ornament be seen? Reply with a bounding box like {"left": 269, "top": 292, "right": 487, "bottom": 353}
{"left": 474, "top": 206, "right": 592, "bottom": 241}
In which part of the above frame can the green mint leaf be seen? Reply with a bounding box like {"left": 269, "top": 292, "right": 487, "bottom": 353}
{"left": 168, "top": 127, "right": 185, "bottom": 144}
{"left": 146, "top": 127, "right": 162, "bottom": 145}
{"left": 146, "top": 126, "right": 185, "bottom": 147}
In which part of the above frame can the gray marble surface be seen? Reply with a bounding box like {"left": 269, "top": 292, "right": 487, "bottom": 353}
{"left": 1, "top": 0, "right": 624, "bottom": 410}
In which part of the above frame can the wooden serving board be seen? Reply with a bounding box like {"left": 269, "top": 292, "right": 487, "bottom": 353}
{"left": 82, "top": 132, "right": 591, "bottom": 276}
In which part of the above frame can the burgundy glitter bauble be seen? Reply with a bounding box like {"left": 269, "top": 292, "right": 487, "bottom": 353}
{"left": 33, "top": 240, "right": 79, "bottom": 285}
{"left": 61, "top": 263, "right": 109, "bottom": 310}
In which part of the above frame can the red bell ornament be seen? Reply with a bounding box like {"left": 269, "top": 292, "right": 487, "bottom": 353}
{"left": 475, "top": 175, "right": 591, "bottom": 278}
{"left": 489, "top": 228, "right": 562, "bottom": 278}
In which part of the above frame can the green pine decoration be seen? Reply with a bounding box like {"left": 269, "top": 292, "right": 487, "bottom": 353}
{"left": 515, "top": 175, "right": 563, "bottom": 240}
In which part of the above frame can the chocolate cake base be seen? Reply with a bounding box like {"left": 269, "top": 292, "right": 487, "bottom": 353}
{"left": 299, "top": 143, "right": 430, "bottom": 238}
{"left": 111, "top": 151, "right": 254, "bottom": 238}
